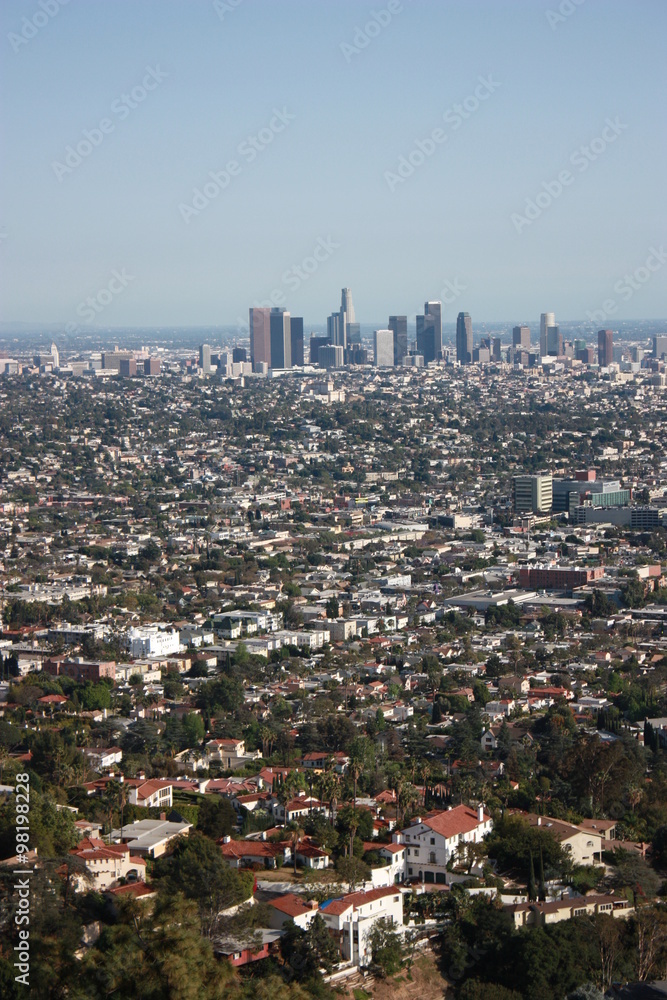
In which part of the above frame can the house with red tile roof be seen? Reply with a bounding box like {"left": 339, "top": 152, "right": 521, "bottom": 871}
{"left": 319, "top": 885, "right": 407, "bottom": 967}
{"left": 69, "top": 837, "right": 146, "bottom": 891}
{"left": 400, "top": 804, "right": 492, "bottom": 884}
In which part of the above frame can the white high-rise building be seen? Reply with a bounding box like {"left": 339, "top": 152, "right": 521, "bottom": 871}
{"left": 374, "top": 329, "right": 394, "bottom": 367}
{"left": 341, "top": 288, "right": 355, "bottom": 324}
{"left": 50, "top": 342, "right": 60, "bottom": 369}
{"left": 540, "top": 312, "right": 555, "bottom": 357}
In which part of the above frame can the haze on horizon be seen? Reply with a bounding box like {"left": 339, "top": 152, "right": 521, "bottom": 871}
{"left": 1, "top": 0, "right": 665, "bottom": 329}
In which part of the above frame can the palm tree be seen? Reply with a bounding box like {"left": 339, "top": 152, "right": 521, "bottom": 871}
{"left": 287, "top": 821, "right": 304, "bottom": 876}
{"left": 318, "top": 769, "right": 340, "bottom": 828}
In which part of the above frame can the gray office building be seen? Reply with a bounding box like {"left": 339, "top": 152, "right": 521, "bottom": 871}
{"left": 417, "top": 301, "right": 442, "bottom": 365}
{"left": 389, "top": 315, "right": 408, "bottom": 366}
{"left": 290, "top": 317, "right": 304, "bottom": 367}
{"left": 513, "top": 326, "right": 531, "bottom": 351}
{"left": 456, "top": 312, "right": 473, "bottom": 365}
{"left": 269, "top": 308, "right": 291, "bottom": 369}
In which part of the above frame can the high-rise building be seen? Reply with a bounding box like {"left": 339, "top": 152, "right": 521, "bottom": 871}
{"left": 232, "top": 347, "right": 247, "bottom": 364}
{"left": 318, "top": 344, "right": 344, "bottom": 368}
{"left": 540, "top": 312, "right": 556, "bottom": 357}
{"left": 416, "top": 302, "right": 442, "bottom": 365}
{"left": 309, "top": 335, "right": 330, "bottom": 366}
{"left": 347, "top": 323, "right": 361, "bottom": 344}
{"left": 119, "top": 358, "right": 137, "bottom": 377}
{"left": 598, "top": 329, "right": 613, "bottom": 367}
{"left": 492, "top": 337, "right": 502, "bottom": 362}
{"left": 50, "top": 342, "right": 60, "bottom": 369}
{"left": 513, "top": 473, "right": 553, "bottom": 515}
{"left": 269, "top": 308, "right": 291, "bottom": 369}
{"left": 144, "top": 357, "right": 161, "bottom": 376}
{"left": 546, "top": 324, "right": 562, "bottom": 357}
{"left": 290, "top": 317, "right": 304, "bottom": 367}
{"left": 249, "top": 308, "right": 271, "bottom": 370}
{"left": 388, "top": 315, "right": 408, "bottom": 366}
{"left": 341, "top": 288, "right": 355, "bottom": 324}
{"left": 513, "top": 326, "right": 531, "bottom": 351}
{"left": 199, "top": 344, "right": 212, "bottom": 373}
{"left": 373, "top": 329, "right": 395, "bottom": 367}
{"left": 456, "top": 312, "right": 473, "bottom": 365}
{"left": 653, "top": 335, "right": 667, "bottom": 359}
{"left": 327, "top": 311, "right": 346, "bottom": 349}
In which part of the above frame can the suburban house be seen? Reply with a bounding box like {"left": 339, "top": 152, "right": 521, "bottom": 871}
{"left": 125, "top": 778, "right": 174, "bottom": 810}
{"left": 205, "top": 738, "right": 262, "bottom": 770}
{"left": 517, "top": 813, "right": 604, "bottom": 865}
{"left": 399, "top": 804, "right": 493, "bottom": 884}
{"left": 505, "top": 893, "right": 631, "bottom": 928}
{"left": 110, "top": 817, "right": 192, "bottom": 858}
{"left": 267, "top": 893, "right": 320, "bottom": 930}
{"left": 69, "top": 837, "right": 146, "bottom": 891}
{"left": 83, "top": 747, "right": 123, "bottom": 770}
{"left": 319, "top": 885, "right": 407, "bottom": 967}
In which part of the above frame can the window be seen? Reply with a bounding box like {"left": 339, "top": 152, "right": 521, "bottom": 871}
{"left": 430, "top": 838, "right": 435, "bottom": 845}
{"left": 414, "top": 849, "right": 419, "bottom": 857}
{"left": 573, "top": 908, "right": 586, "bottom": 917}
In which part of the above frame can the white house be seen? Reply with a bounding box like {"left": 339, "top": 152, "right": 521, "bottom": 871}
{"left": 125, "top": 626, "right": 181, "bottom": 658}
{"left": 400, "top": 804, "right": 493, "bottom": 884}
{"left": 319, "top": 885, "right": 406, "bottom": 967}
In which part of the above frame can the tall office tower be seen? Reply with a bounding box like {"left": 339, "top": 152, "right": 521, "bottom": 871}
{"left": 341, "top": 288, "right": 355, "bottom": 324}
{"left": 540, "top": 312, "right": 556, "bottom": 356}
{"left": 232, "top": 347, "right": 247, "bottom": 364}
{"left": 327, "top": 311, "right": 347, "bottom": 349}
{"left": 513, "top": 473, "right": 553, "bottom": 514}
{"left": 653, "top": 335, "right": 667, "bottom": 359}
{"left": 513, "top": 326, "right": 531, "bottom": 351}
{"left": 546, "top": 324, "right": 562, "bottom": 357}
{"left": 318, "top": 344, "right": 344, "bottom": 368}
{"left": 347, "top": 323, "right": 361, "bottom": 344}
{"left": 290, "top": 317, "right": 304, "bottom": 367}
{"left": 199, "top": 343, "right": 212, "bottom": 373}
{"left": 50, "top": 342, "right": 60, "bottom": 369}
{"left": 598, "top": 329, "right": 613, "bottom": 367}
{"left": 425, "top": 301, "right": 442, "bottom": 358}
{"left": 456, "top": 312, "right": 473, "bottom": 365}
{"left": 492, "top": 338, "right": 502, "bottom": 361}
{"left": 269, "top": 308, "right": 291, "bottom": 369}
{"left": 574, "top": 338, "right": 587, "bottom": 356}
{"left": 373, "top": 329, "right": 395, "bottom": 367}
{"left": 249, "top": 307, "right": 272, "bottom": 369}
{"left": 389, "top": 315, "right": 408, "bottom": 366}
{"left": 309, "top": 335, "right": 331, "bottom": 366}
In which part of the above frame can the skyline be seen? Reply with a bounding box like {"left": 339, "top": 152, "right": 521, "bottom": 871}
{"left": 1, "top": 0, "right": 666, "bottom": 327}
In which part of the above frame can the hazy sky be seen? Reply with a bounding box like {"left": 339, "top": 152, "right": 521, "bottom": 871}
{"left": 2, "top": 0, "right": 666, "bottom": 329}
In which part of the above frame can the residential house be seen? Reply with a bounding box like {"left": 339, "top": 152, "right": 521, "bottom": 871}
{"left": 400, "top": 804, "right": 493, "bottom": 884}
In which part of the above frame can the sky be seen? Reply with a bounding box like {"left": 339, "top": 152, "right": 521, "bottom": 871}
{"left": 1, "top": 0, "right": 666, "bottom": 330}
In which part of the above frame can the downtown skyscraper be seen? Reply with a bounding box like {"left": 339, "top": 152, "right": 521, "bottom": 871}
{"left": 388, "top": 315, "right": 408, "bottom": 366}
{"left": 416, "top": 301, "right": 442, "bottom": 365}
{"left": 598, "top": 328, "right": 613, "bottom": 367}
{"left": 456, "top": 312, "right": 472, "bottom": 365}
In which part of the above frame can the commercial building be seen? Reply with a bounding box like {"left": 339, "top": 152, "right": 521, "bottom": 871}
{"left": 290, "top": 316, "right": 304, "bottom": 366}
{"left": 513, "top": 473, "right": 553, "bottom": 514}
{"left": 199, "top": 343, "right": 212, "bottom": 373}
{"left": 388, "top": 315, "right": 408, "bottom": 366}
{"left": 598, "top": 329, "right": 614, "bottom": 367}
{"left": 553, "top": 470, "right": 631, "bottom": 515}
{"left": 456, "top": 312, "right": 472, "bottom": 365}
{"left": 318, "top": 344, "right": 344, "bottom": 368}
{"left": 417, "top": 301, "right": 442, "bottom": 364}
{"left": 653, "top": 334, "right": 667, "bottom": 359}
{"left": 517, "top": 566, "right": 604, "bottom": 590}
{"left": 125, "top": 626, "right": 181, "bottom": 658}
{"left": 513, "top": 326, "right": 531, "bottom": 351}
{"left": 269, "top": 308, "right": 291, "bottom": 369}
{"left": 44, "top": 658, "right": 116, "bottom": 682}
{"left": 374, "top": 329, "right": 395, "bottom": 367}
{"left": 540, "top": 312, "right": 555, "bottom": 357}
{"left": 249, "top": 307, "right": 271, "bottom": 369}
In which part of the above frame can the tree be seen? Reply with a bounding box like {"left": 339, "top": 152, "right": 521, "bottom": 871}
{"left": 281, "top": 913, "right": 340, "bottom": 978}
{"left": 347, "top": 735, "right": 373, "bottom": 808}
{"left": 197, "top": 795, "right": 236, "bottom": 840}
{"left": 335, "top": 855, "right": 370, "bottom": 892}
{"left": 154, "top": 832, "right": 252, "bottom": 936}
{"left": 368, "top": 917, "right": 404, "bottom": 976}
{"left": 287, "top": 820, "right": 304, "bottom": 876}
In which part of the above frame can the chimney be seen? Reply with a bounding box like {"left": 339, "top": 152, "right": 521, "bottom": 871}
{"left": 223, "top": 835, "right": 231, "bottom": 844}
{"left": 477, "top": 803, "right": 484, "bottom": 823}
